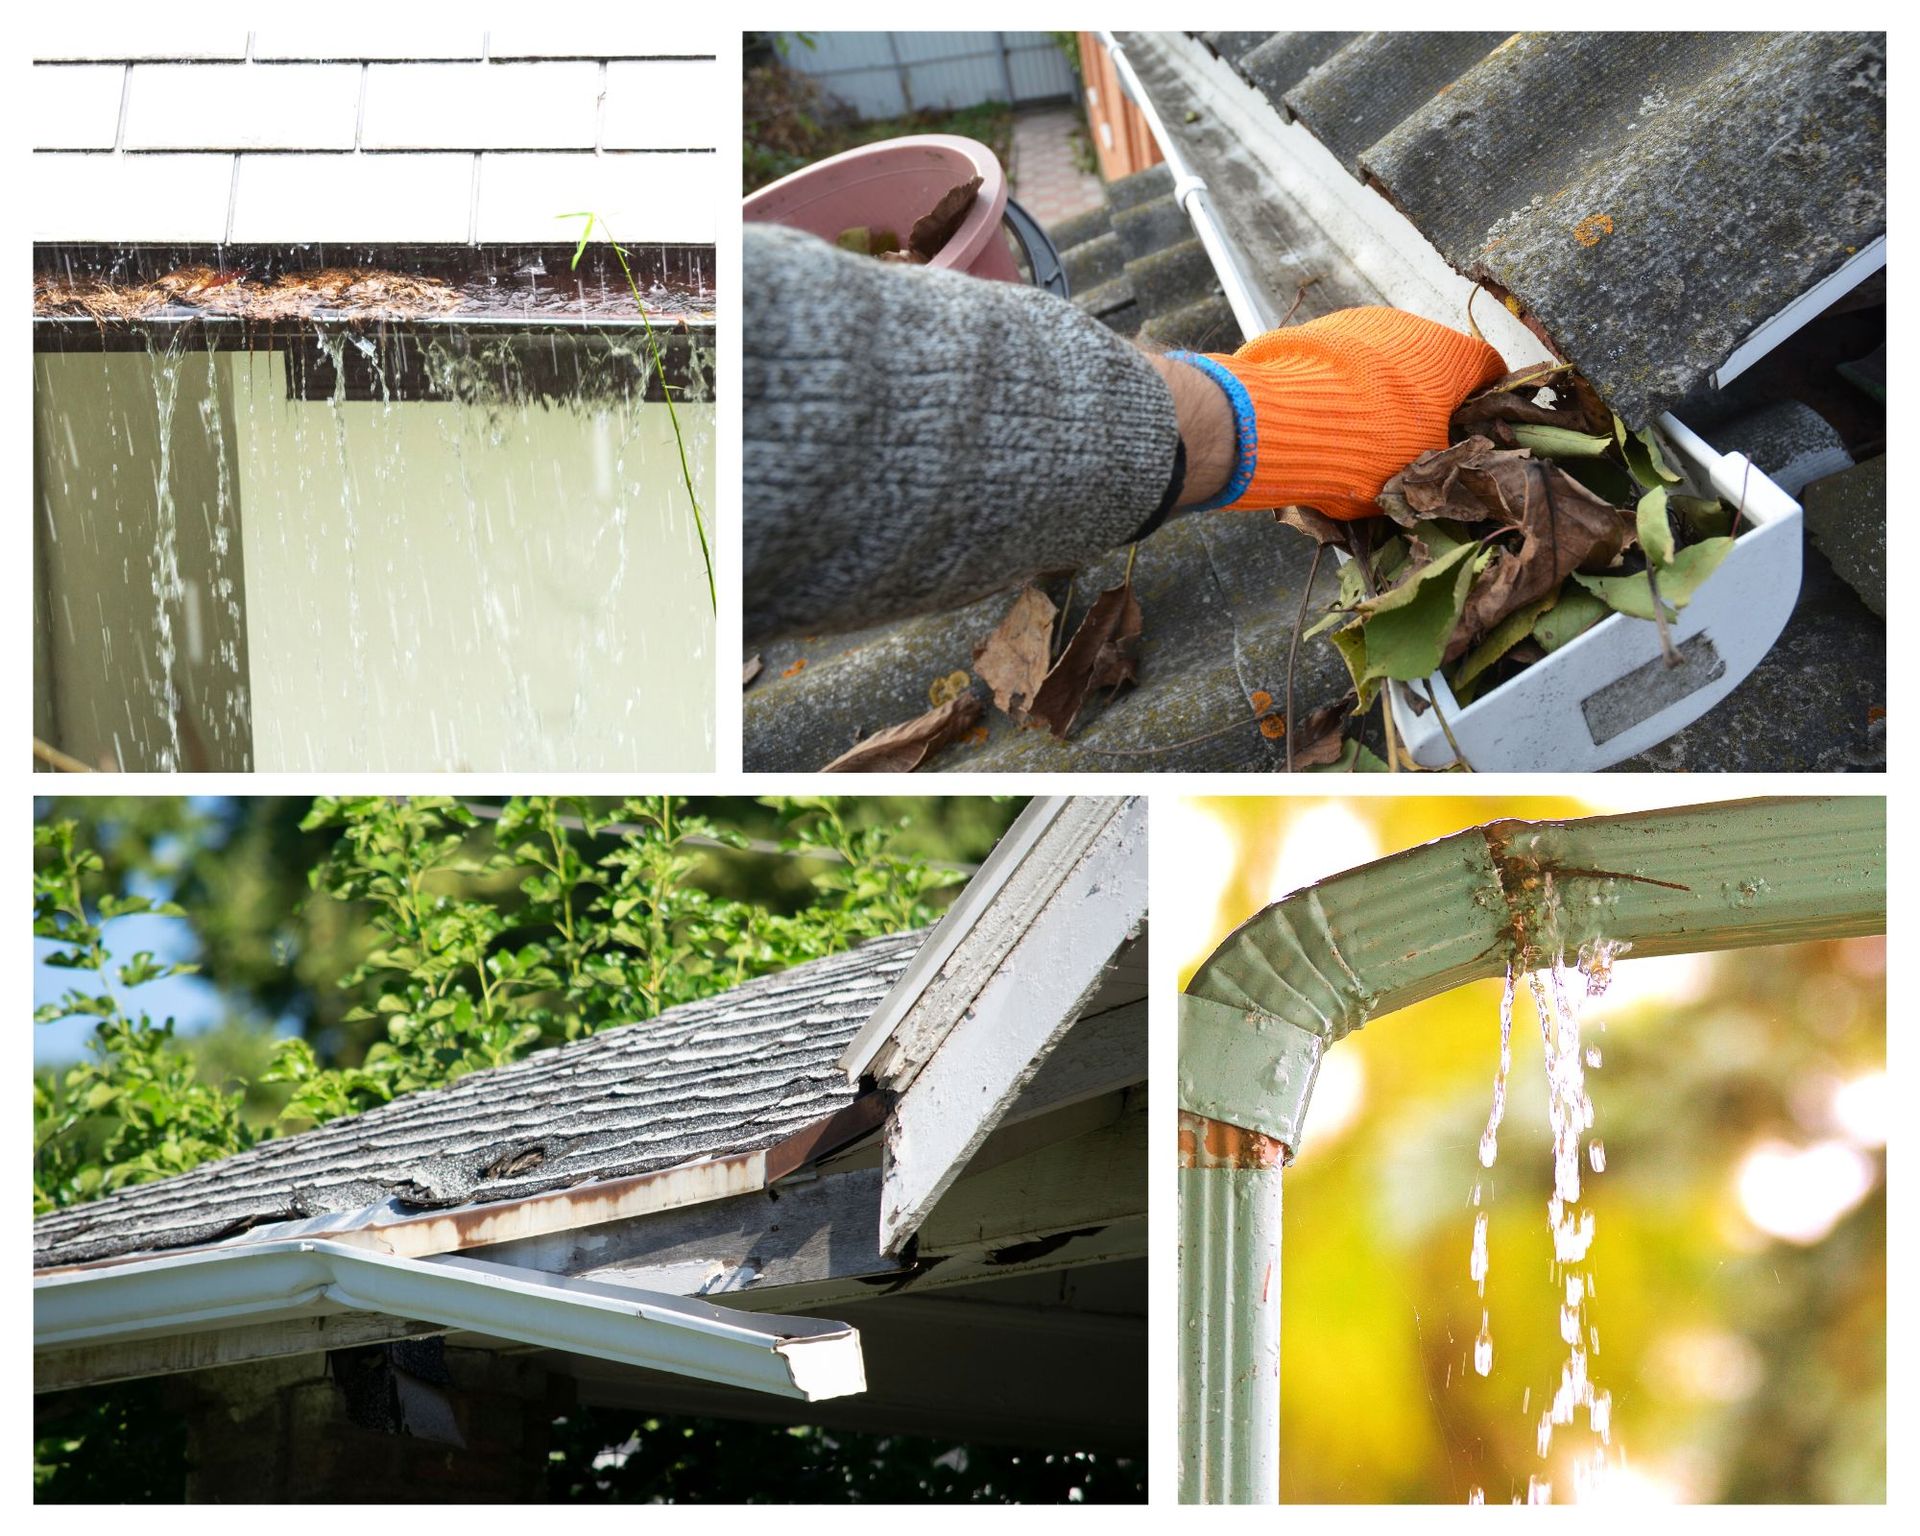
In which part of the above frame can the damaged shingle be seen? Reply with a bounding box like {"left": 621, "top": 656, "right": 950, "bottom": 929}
{"left": 33, "top": 931, "right": 925, "bottom": 1268}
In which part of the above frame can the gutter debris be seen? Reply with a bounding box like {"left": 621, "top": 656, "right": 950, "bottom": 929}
{"left": 1293, "top": 364, "right": 1743, "bottom": 766}
{"left": 36, "top": 266, "right": 464, "bottom": 323}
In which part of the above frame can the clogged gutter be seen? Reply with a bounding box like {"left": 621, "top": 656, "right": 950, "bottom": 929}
{"left": 1292, "top": 362, "right": 1743, "bottom": 764}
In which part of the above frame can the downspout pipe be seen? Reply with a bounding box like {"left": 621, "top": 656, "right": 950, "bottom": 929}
{"left": 1177, "top": 796, "right": 1884, "bottom": 1503}
{"left": 1095, "top": 31, "right": 1275, "bottom": 337}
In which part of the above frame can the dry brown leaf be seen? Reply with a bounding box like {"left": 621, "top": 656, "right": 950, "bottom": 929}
{"left": 1291, "top": 695, "right": 1355, "bottom": 768}
{"left": 821, "top": 692, "right": 983, "bottom": 772}
{"left": 743, "top": 655, "right": 763, "bottom": 688}
{"left": 1026, "top": 579, "right": 1143, "bottom": 740}
{"left": 972, "top": 585, "right": 1058, "bottom": 722}
{"left": 1274, "top": 505, "right": 1354, "bottom": 547}
{"left": 1379, "top": 437, "right": 1629, "bottom": 653}
{"left": 910, "top": 175, "right": 984, "bottom": 259}
{"left": 781, "top": 658, "right": 808, "bottom": 678}
{"left": 1451, "top": 365, "right": 1612, "bottom": 447}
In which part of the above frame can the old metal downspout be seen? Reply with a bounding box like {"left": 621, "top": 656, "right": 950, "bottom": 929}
{"left": 1177, "top": 796, "right": 1885, "bottom": 1503}
{"left": 1095, "top": 31, "right": 1275, "bottom": 337}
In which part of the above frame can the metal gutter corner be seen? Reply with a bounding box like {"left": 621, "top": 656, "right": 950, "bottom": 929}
{"left": 35, "top": 1240, "right": 865, "bottom": 1403}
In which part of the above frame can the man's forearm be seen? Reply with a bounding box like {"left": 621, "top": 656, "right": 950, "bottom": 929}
{"left": 1142, "top": 354, "right": 1235, "bottom": 508}
{"left": 744, "top": 224, "right": 1181, "bottom": 641}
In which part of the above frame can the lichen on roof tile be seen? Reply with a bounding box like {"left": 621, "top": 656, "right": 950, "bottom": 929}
{"left": 1356, "top": 31, "right": 1886, "bottom": 424}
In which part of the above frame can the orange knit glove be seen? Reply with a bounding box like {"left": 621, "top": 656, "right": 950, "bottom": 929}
{"left": 1171, "top": 308, "right": 1506, "bottom": 520}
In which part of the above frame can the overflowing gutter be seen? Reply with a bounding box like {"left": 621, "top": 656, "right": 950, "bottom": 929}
{"left": 1177, "top": 796, "right": 1886, "bottom": 1502}
{"left": 35, "top": 1239, "right": 865, "bottom": 1402}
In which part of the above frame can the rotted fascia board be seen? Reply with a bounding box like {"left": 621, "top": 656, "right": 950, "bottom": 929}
{"left": 880, "top": 797, "right": 1149, "bottom": 1256}
{"left": 1183, "top": 796, "right": 1886, "bottom": 1144}
{"left": 34, "top": 1239, "right": 865, "bottom": 1403}
{"left": 869, "top": 798, "right": 1135, "bottom": 1095}
{"left": 37, "top": 1095, "right": 892, "bottom": 1279}
{"left": 837, "top": 796, "right": 1074, "bottom": 1082}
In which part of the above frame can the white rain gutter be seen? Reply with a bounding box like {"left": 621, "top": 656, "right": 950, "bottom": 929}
{"left": 1095, "top": 31, "right": 1278, "bottom": 337}
{"left": 34, "top": 1239, "right": 865, "bottom": 1403}
{"left": 838, "top": 795, "right": 1072, "bottom": 1079}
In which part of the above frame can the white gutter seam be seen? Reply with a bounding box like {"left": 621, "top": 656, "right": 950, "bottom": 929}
{"left": 35, "top": 1239, "right": 866, "bottom": 1403}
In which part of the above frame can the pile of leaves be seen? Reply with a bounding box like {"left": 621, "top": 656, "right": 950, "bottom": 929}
{"left": 1302, "top": 364, "right": 1740, "bottom": 732}
{"left": 834, "top": 174, "right": 984, "bottom": 266}
{"left": 34, "top": 266, "right": 465, "bottom": 324}
{"left": 820, "top": 572, "right": 1142, "bottom": 771}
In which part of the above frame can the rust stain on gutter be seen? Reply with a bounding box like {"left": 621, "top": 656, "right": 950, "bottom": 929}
{"left": 1178, "top": 1110, "right": 1288, "bottom": 1170}
{"left": 37, "top": 1093, "right": 892, "bottom": 1278}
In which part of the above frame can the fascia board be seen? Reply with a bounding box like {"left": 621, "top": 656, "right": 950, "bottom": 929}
{"left": 879, "top": 797, "right": 1149, "bottom": 1255}
{"left": 837, "top": 795, "right": 1073, "bottom": 1079}
{"left": 34, "top": 1238, "right": 864, "bottom": 1403}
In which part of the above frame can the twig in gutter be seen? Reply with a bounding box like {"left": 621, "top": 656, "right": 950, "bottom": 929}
{"left": 1279, "top": 275, "right": 1320, "bottom": 328}
{"left": 1646, "top": 569, "right": 1681, "bottom": 668}
{"left": 1286, "top": 542, "right": 1327, "bottom": 773}
{"left": 1426, "top": 684, "right": 1475, "bottom": 771}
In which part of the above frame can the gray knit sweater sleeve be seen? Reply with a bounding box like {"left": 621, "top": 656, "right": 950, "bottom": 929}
{"left": 744, "top": 223, "right": 1180, "bottom": 641}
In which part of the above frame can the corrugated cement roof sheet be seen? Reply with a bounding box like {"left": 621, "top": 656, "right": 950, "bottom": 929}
{"left": 743, "top": 164, "right": 1365, "bottom": 772}
{"left": 29, "top": 32, "right": 718, "bottom": 244}
{"left": 34, "top": 930, "right": 924, "bottom": 1269}
{"left": 1199, "top": 30, "right": 1886, "bottom": 425}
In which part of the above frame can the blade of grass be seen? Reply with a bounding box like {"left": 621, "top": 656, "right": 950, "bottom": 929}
{"left": 563, "top": 214, "right": 715, "bottom": 613}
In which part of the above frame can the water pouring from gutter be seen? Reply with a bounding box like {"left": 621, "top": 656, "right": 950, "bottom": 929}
{"left": 1177, "top": 796, "right": 1884, "bottom": 1504}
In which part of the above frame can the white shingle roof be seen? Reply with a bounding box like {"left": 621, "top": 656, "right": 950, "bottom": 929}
{"left": 30, "top": 33, "right": 717, "bottom": 244}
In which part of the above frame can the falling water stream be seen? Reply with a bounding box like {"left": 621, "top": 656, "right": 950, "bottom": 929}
{"left": 35, "top": 310, "right": 715, "bottom": 771}
{"left": 1467, "top": 871, "right": 1627, "bottom": 1505}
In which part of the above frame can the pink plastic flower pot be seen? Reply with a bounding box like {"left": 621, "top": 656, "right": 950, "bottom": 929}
{"left": 744, "top": 134, "right": 1023, "bottom": 283}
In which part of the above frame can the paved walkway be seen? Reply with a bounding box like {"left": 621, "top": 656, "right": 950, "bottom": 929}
{"left": 1008, "top": 106, "right": 1106, "bottom": 224}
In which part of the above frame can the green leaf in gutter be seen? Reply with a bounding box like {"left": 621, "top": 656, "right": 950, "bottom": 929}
{"left": 1636, "top": 485, "right": 1675, "bottom": 568}
{"left": 1451, "top": 591, "right": 1559, "bottom": 697}
{"left": 1533, "top": 586, "right": 1610, "bottom": 652}
{"left": 1572, "top": 537, "right": 1734, "bottom": 619}
{"left": 1672, "top": 494, "right": 1732, "bottom": 540}
{"left": 1511, "top": 423, "right": 1615, "bottom": 458}
{"left": 1327, "top": 622, "right": 1380, "bottom": 712}
{"left": 1353, "top": 538, "right": 1481, "bottom": 682}
{"left": 1616, "top": 413, "right": 1683, "bottom": 490}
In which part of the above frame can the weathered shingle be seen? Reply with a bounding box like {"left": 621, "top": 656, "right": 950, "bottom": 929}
{"left": 34, "top": 931, "right": 925, "bottom": 1269}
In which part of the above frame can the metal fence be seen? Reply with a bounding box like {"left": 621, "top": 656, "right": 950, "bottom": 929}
{"left": 774, "top": 32, "right": 1079, "bottom": 119}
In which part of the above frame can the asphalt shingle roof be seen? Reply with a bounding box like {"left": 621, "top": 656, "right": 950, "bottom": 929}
{"left": 34, "top": 931, "right": 924, "bottom": 1269}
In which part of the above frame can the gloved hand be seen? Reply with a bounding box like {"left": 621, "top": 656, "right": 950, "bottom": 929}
{"left": 1172, "top": 308, "right": 1506, "bottom": 520}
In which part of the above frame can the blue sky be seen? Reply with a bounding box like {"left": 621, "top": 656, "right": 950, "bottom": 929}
{"left": 35, "top": 802, "right": 231, "bottom": 1067}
